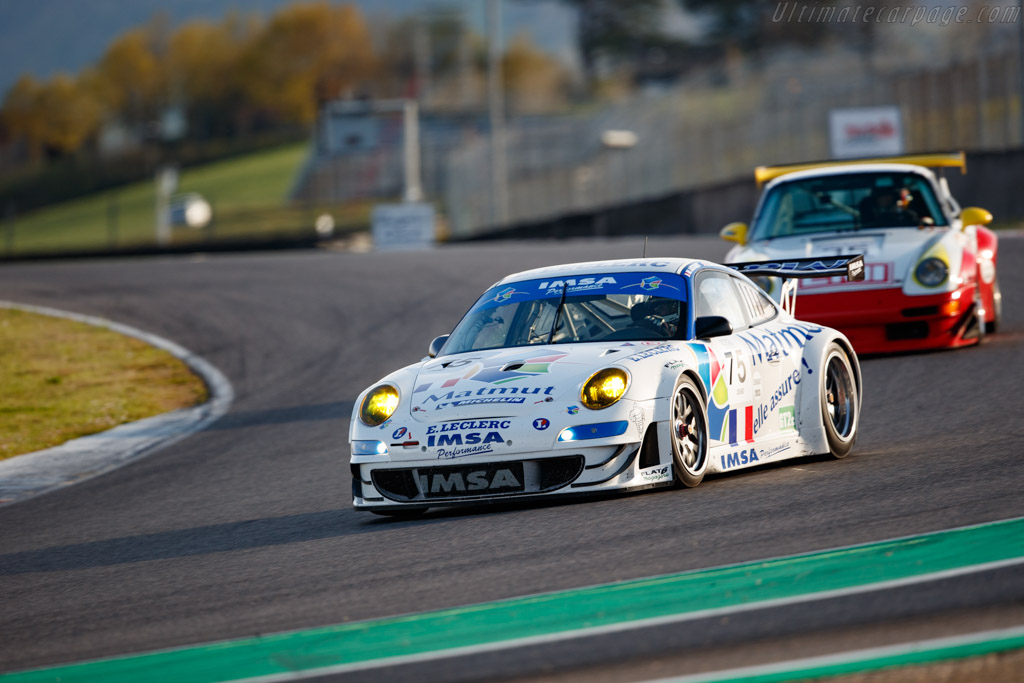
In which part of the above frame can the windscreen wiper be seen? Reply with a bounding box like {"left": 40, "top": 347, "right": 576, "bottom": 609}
{"left": 547, "top": 285, "right": 568, "bottom": 344}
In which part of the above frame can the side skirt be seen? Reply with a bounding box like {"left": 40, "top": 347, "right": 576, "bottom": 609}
{"left": 706, "top": 434, "right": 814, "bottom": 475}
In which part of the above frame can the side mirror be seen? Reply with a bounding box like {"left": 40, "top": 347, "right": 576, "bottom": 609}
{"left": 427, "top": 334, "right": 449, "bottom": 358}
{"left": 720, "top": 222, "right": 748, "bottom": 245}
{"left": 960, "top": 206, "right": 992, "bottom": 229}
{"left": 693, "top": 315, "right": 733, "bottom": 340}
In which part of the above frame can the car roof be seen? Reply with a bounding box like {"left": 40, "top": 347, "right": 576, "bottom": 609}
{"left": 493, "top": 257, "right": 719, "bottom": 286}
{"left": 764, "top": 163, "right": 937, "bottom": 189}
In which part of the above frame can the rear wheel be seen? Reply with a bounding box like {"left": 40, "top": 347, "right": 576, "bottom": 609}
{"left": 821, "top": 344, "right": 858, "bottom": 459}
{"left": 670, "top": 375, "right": 709, "bottom": 487}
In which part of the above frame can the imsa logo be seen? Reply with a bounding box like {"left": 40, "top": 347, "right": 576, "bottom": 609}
{"left": 419, "top": 469, "right": 522, "bottom": 495}
{"left": 719, "top": 448, "right": 760, "bottom": 470}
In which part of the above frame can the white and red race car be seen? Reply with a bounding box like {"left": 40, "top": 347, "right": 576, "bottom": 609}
{"left": 722, "top": 153, "right": 1000, "bottom": 354}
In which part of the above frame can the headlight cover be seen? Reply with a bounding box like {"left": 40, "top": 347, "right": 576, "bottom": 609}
{"left": 580, "top": 368, "right": 629, "bottom": 410}
{"left": 352, "top": 440, "right": 388, "bottom": 455}
{"left": 359, "top": 384, "right": 400, "bottom": 426}
{"left": 914, "top": 257, "right": 948, "bottom": 287}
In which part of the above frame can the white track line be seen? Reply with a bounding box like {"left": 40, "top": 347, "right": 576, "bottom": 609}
{"left": 0, "top": 301, "right": 234, "bottom": 505}
{"left": 237, "top": 555, "right": 1024, "bottom": 682}
{"left": 645, "top": 624, "right": 1024, "bottom": 683}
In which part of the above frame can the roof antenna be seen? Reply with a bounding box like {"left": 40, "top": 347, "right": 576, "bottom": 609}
{"left": 642, "top": 236, "right": 648, "bottom": 258}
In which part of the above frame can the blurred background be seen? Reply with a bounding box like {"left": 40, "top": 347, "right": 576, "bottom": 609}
{"left": 1, "top": 0, "right": 1023, "bottom": 256}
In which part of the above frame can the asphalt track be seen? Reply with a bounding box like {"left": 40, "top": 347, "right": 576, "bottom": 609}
{"left": 0, "top": 235, "right": 1022, "bottom": 680}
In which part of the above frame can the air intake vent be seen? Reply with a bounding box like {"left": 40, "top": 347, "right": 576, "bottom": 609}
{"left": 372, "top": 455, "right": 585, "bottom": 503}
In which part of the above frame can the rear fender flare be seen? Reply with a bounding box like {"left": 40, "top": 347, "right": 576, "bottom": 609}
{"left": 795, "top": 331, "right": 861, "bottom": 454}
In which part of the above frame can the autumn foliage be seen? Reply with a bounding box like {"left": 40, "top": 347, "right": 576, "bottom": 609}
{"left": 1, "top": 2, "right": 378, "bottom": 160}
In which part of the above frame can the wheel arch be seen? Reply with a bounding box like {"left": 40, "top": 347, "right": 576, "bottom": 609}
{"left": 976, "top": 226, "right": 1000, "bottom": 329}
{"left": 679, "top": 368, "right": 708, "bottom": 405}
{"left": 976, "top": 225, "right": 999, "bottom": 262}
{"left": 830, "top": 335, "right": 863, "bottom": 405}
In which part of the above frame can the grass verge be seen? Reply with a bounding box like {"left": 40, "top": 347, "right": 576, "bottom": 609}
{"left": 0, "top": 308, "right": 208, "bottom": 461}
{"left": 2, "top": 142, "right": 372, "bottom": 255}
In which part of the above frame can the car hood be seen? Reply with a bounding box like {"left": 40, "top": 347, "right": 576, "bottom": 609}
{"left": 731, "top": 226, "right": 956, "bottom": 293}
{"left": 404, "top": 342, "right": 663, "bottom": 423}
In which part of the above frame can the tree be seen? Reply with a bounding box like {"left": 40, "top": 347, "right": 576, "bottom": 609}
{"left": 679, "top": 0, "right": 769, "bottom": 49}
{"left": 36, "top": 75, "right": 102, "bottom": 154}
{"left": 678, "top": 0, "right": 879, "bottom": 56}
{"left": 237, "top": 2, "right": 375, "bottom": 125}
{"left": 373, "top": 9, "right": 488, "bottom": 107}
{"left": 92, "top": 28, "right": 164, "bottom": 126}
{"left": 2, "top": 76, "right": 46, "bottom": 159}
{"left": 2, "top": 74, "right": 101, "bottom": 158}
{"left": 556, "top": 0, "right": 669, "bottom": 85}
{"left": 502, "top": 34, "right": 568, "bottom": 112}
{"left": 168, "top": 14, "right": 257, "bottom": 137}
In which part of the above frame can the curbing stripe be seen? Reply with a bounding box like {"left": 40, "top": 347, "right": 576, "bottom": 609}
{"left": 163, "top": 556, "right": 1024, "bottom": 683}
{"left": 0, "top": 301, "right": 234, "bottom": 505}
{"left": 646, "top": 625, "right": 1024, "bottom": 683}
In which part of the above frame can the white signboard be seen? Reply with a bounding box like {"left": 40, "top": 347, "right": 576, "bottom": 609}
{"left": 829, "top": 107, "right": 904, "bottom": 159}
{"left": 325, "top": 113, "right": 379, "bottom": 153}
{"left": 372, "top": 203, "right": 435, "bottom": 251}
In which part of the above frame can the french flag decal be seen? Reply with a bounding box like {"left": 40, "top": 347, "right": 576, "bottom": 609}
{"left": 727, "top": 406, "right": 755, "bottom": 445}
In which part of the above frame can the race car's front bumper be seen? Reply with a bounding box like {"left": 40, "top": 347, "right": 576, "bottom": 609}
{"left": 795, "top": 285, "right": 980, "bottom": 355}
{"left": 350, "top": 438, "right": 673, "bottom": 512}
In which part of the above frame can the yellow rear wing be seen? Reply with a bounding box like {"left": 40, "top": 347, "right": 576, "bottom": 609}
{"left": 754, "top": 152, "right": 966, "bottom": 186}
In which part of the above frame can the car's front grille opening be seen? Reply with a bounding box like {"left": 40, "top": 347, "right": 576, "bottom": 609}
{"left": 886, "top": 321, "right": 929, "bottom": 340}
{"left": 902, "top": 305, "right": 939, "bottom": 318}
{"left": 538, "top": 456, "right": 586, "bottom": 490}
{"left": 371, "top": 455, "right": 585, "bottom": 503}
{"left": 372, "top": 469, "right": 421, "bottom": 501}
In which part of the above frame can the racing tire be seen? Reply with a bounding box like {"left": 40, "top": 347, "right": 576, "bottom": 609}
{"left": 669, "top": 375, "right": 709, "bottom": 487}
{"left": 820, "top": 343, "right": 858, "bottom": 459}
{"left": 967, "top": 286, "right": 985, "bottom": 345}
{"left": 986, "top": 279, "right": 1002, "bottom": 334}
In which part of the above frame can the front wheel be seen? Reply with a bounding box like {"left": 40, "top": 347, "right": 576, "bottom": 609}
{"left": 986, "top": 279, "right": 1002, "bottom": 334}
{"left": 821, "top": 343, "right": 859, "bottom": 459}
{"left": 670, "top": 375, "right": 709, "bottom": 487}
{"left": 967, "top": 285, "right": 985, "bottom": 344}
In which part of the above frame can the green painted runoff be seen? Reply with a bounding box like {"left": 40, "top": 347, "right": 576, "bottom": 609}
{"left": 4, "top": 516, "right": 1023, "bottom": 683}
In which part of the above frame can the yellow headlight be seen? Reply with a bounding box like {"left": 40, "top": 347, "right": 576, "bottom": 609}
{"left": 580, "top": 368, "right": 629, "bottom": 410}
{"left": 359, "top": 384, "right": 400, "bottom": 426}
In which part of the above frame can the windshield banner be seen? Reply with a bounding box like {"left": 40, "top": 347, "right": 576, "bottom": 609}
{"left": 471, "top": 273, "right": 688, "bottom": 312}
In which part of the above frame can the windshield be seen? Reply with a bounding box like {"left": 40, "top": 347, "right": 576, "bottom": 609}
{"left": 751, "top": 171, "right": 948, "bottom": 240}
{"left": 441, "top": 272, "right": 689, "bottom": 355}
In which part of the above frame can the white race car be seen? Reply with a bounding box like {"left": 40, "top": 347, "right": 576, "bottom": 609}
{"left": 350, "top": 256, "right": 865, "bottom": 515}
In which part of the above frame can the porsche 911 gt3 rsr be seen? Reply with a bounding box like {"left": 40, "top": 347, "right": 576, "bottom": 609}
{"left": 721, "top": 152, "right": 1000, "bottom": 354}
{"left": 349, "top": 256, "right": 865, "bottom": 514}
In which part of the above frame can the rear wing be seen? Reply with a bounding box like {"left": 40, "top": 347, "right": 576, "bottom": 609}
{"left": 754, "top": 152, "right": 966, "bottom": 186}
{"left": 727, "top": 255, "right": 865, "bottom": 316}
{"left": 728, "top": 255, "right": 865, "bottom": 281}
